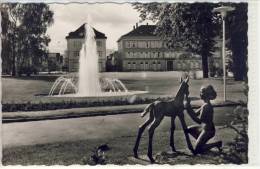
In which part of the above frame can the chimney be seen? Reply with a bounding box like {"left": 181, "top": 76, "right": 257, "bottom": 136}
{"left": 133, "top": 25, "right": 135, "bottom": 30}
{"left": 136, "top": 23, "right": 138, "bottom": 28}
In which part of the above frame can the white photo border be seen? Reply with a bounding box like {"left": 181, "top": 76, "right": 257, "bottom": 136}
{"left": 0, "top": 0, "right": 259, "bottom": 168}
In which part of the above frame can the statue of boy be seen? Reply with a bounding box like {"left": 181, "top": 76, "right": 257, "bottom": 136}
{"left": 184, "top": 85, "right": 222, "bottom": 154}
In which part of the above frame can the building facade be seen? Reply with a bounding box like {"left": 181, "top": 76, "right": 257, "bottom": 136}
{"left": 66, "top": 24, "right": 107, "bottom": 72}
{"left": 117, "top": 24, "right": 202, "bottom": 72}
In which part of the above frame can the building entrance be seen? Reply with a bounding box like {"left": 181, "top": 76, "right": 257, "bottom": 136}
{"left": 167, "top": 60, "right": 174, "bottom": 71}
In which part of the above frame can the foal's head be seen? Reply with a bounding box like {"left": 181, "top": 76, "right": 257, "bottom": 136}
{"left": 178, "top": 76, "right": 190, "bottom": 101}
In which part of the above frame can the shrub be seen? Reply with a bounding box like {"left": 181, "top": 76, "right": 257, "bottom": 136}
{"left": 2, "top": 97, "right": 160, "bottom": 112}
{"left": 221, "top": 106, "right": 248, "bottom": 164}
{"left": 220, "top": 81, "right": 248, "bottom": 164}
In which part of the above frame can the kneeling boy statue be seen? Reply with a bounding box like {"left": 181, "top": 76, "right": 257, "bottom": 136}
{"left": 185, "top": 85, "right": 222, "bottom": 154}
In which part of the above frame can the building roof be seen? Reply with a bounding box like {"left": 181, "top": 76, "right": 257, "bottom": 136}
{"left": 117, "top": 25, "right": 158, "bottom": 41}
{"left": 66, "top": 23, "right": 107, "bottom": 39}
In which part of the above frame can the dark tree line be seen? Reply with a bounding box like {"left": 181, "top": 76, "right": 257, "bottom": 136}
{"left": 133, "top": 2, "right": 248, "bottom": 80}
{"left": 1, "top": 3, "right": 53, "bottom": 76}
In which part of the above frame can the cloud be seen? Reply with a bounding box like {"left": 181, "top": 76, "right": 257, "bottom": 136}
{"left": 47, "top": 3, "right": 143, "bottom": 54}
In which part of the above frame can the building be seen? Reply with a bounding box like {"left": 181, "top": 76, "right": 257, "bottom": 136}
{"left": 66, "top": 23, "right": 107, "bottom": 72}
{"left": 117, "top": 24, "right": 202, "bottom": 72}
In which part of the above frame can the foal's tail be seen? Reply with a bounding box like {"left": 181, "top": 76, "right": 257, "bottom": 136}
{"left": 141, "top": 103, "right": 154, "bottom": 118}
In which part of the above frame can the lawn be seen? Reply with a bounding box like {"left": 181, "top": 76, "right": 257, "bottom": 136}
{"left": 2, "top": 126, "right": 237, "bottom": 165}
{"left": 1, "top": 71, "right": 246, "bottom": 104}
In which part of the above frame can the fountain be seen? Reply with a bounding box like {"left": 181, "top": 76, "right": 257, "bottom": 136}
{"left": 78, "top": 23, "right": 101, "bottom": 96}
{"left": 49, "top": 22, "right": 147, "bottom": 97}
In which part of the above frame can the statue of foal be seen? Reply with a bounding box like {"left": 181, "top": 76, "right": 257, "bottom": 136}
{"left": 133, "top": 77, "right": 194, "bottom": 163}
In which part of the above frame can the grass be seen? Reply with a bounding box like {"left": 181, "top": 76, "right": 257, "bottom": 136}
{"left": 2, "top": 127, "right": 237, "bottom": 165}
{"left": 2, "top": 72, "right": 246, "bottom": 104}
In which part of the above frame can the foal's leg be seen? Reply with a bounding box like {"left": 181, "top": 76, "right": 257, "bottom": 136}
{"left": 178, "top": 113, "right": 195, "bottom": 154}
{"left": 170, "top": 116, "right": 177, "bottom": 152}
{"left": 133, "top": 113, "right": 154, "bottom": 158}
{"left": 147, "top": 116, "right": 164, "bottom": 163}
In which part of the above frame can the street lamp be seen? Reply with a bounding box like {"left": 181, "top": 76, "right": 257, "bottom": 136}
{"left": 213, "top": 6, "right": 235, "bottom": 102}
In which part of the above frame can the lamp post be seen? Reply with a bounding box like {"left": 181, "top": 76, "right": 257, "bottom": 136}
{"left": 213, "top": 6, "right": 235, "bottom": 102}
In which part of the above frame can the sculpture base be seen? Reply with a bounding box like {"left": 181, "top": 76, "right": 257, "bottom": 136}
{"left": 128, "top": 156, "right": 160, "bottom": 165}
{"left": 127, "top": 149, "right": 193, "bottom": 165}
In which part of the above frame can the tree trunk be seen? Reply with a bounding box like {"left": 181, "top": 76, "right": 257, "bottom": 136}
{"left": 201, "top": 52, "right": 209, "bottom": 78}
{"left": 11, "top": 42, "right": 16, "bottom": 76}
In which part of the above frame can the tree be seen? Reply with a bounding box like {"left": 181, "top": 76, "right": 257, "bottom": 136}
{"left": 1, "top": 3, "right": 53, "bottom": 76}
{"left": 1, "top": 8, "right": 13, "bottom": 74}
{"left": 133, "top": 3, "right": 218, "bottom": 78}
{"left": 225, "top": 3, "right": 248, "bottom": 81}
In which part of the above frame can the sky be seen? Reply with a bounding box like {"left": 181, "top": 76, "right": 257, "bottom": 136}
{"left": 47, "top": 3, "right": 152, "bottom": 54}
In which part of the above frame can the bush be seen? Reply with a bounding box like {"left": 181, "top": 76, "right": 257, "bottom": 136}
{"left": 216, "top": 68, "right": 223, "bottom": 77}
{"left": 221, "top": 106, "right": 248, "bottom": 164}
{"left": 209, "top": 65, "right": 216, "bottom": 77}
{"left": 220, "top": 81, "right": 248, "bottom": 164}
{"left": 2, "top": 97, "right": 158, "bottom": 112}
{"left": 18, "top": 66, "right": 38, "bottom": 76}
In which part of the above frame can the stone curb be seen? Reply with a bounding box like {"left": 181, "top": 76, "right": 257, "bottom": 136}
{"left": 2, "top": 101, "right": 244, "bottom": 123}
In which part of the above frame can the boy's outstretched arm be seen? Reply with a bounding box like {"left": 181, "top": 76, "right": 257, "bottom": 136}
{"left": 185, "top": 103, "right": 201, "bottom": 124}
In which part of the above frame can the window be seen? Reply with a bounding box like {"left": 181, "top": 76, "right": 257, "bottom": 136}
{"left": 134, "top": 52, "right": 138, "bottom": 58}
{"left": 96, "top": 41, "right": 102, "bottom": 47}
{"left": 150, "top": 41, "right": 154, "bottom": 48}
{"left": 140, "top": 52, "right": 144, "bottom": 58}
{"left": 146, "top": 42, "right": 149, "bottom": 48}
{"left": 98, "top": 51, "right": 102, "bottom": 57}
{"left": 126, "top": 41, "right": 131, "bottom": 48}
{"left": 155, "top": 41, "right": 158, "bottom": 48}
{"left": 157, "top": 61, "right": 161, "bottom": 70}
{"left": 145, "top": 62, "right": 149, "bottom": 70}
{"left": 130, "top": 41, "right": 137, "bottom": 48}
{"left": 140, "top": 62, "right": 144, "bottom": 70}
{"left": 130, "top": 52, "right": 133, "bottom": 58}
{"left": 161, "top": 52, "right": 164, "bottom": 58}
{"left": 133, "top": 62, "right": 136, "bottom": 69}
{"left": 157, "top": 41, "right": 163, "bottom": 48}
{"left": 171, "top": 52, "right": 175, "bottom": 58}
{"left": 165, "top": 52, "right": 169, "bottom": 58}
{"left": 128, "top": 62, "right": 131, "bottom": 69}
{"left": 152, "top": 52, "right": 156, "bottom": 58}
{"left": 74, "top": 51, "right": 79, "bottom": 57}
{"left": 153, "top": 61, "right": 157, "bottom": 70}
